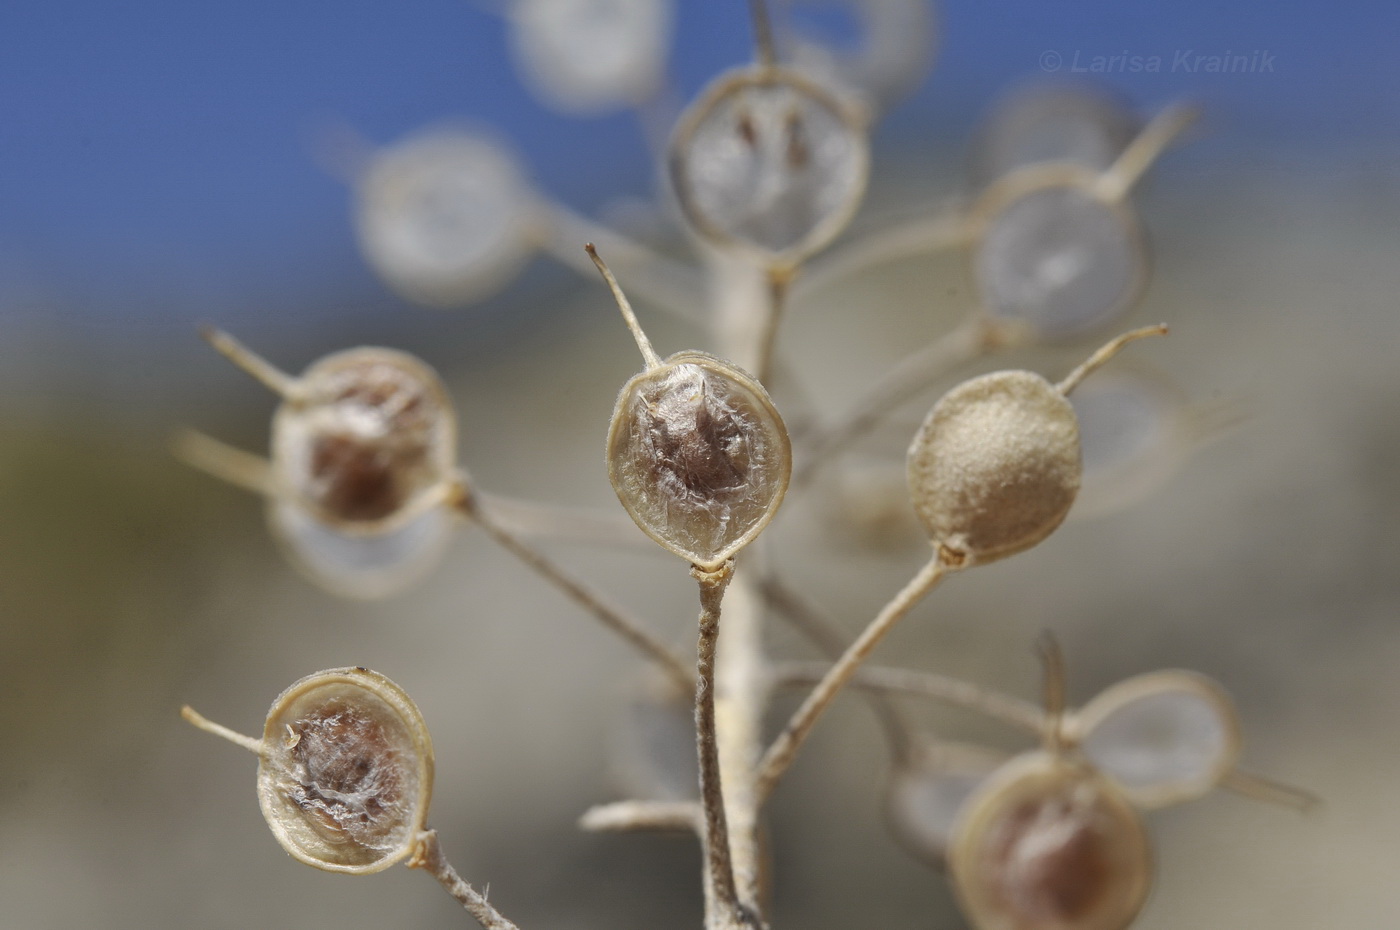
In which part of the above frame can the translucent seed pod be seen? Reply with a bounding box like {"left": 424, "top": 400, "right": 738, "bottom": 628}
{"left": 591, "top": 245, "right": 792, "bottom": 569}
{"left": 355, "top": 129, "right": 538, "bottom": 308}
{"left": 967, "top": 166, "right": 1148, "bottom": 342}
{"left": 906, "top": 326, "right": 1165, "bottom": 567}
{"left": 1066, "top": 671, "right": 1242, "bottom": 810}
{"left": 270, "top": 347, "right": 459, "bottom": 534}
{"left": 885, "top": 739, "right": 1004, "bottom": 869}
{"left": 969, "top": 83, "right": 1139, "bottom": 189}
{"left": 668, "top": 66, "right": 870, "bottom": 264}
{"left": 507, "top": 0, "right": 673, "bottom": 115}
{"left": 269, "top": 500, "right": 456, "bottom": 600}
{"left": 784, "top": 0, "right": 938, "bottom": 117}
{"left": 948, "top": 750, "right": 1151, "bottom": 930}
{"left": 609, "top": 352, "right": 791, "bottom": 569}
{"left": 184, "top": 668, "right": 435, "bottom": 875}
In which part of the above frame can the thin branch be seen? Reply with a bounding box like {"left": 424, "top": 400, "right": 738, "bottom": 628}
{"left": 200, "top": 327, "right": 299, "bottom": 398}
{"left": 769, "top": 661, "right": 1045, "bottom": 735}
{"left": 1056, "top": 323, "right": 1169, "bottom": 396}
{"left": 460, "top": 491, "right": 693, "bottom": 694}
{"left": 579, "top": 800, "right": 702, "bottom": 834}
{"left": 755, "top": 555, "right": 954, "bottom": 803}
{"left": 693, "top": 561, "right": 743, "bottom": 927}
{"left": 172, "top": 430, "right": 275, "bottom": 497}
{"left": 180, "top": 705, "right": 264, "bottom": 756}
{"left": 409, "top": 829, "right": 522, "bottom": 930}
{"left": 588, "top": 243, "right": 662, "bottom": 370}
{"left": 759, "top": 576, "right": 918, "bottom": 762}
{"left": 1221, "top": 768, "right": 1321, "bottom": 813}
{"left": 753, "top": 265, "right": 792, "bottom": 387}
{"left": 1095, "top": 103, "right": 1200, "bottom": 202}
{"left": 473, "top": 490, "right": 651, "bottom": 549}
{"left": 794, "top": 206, "right": 971, "bottom": 302}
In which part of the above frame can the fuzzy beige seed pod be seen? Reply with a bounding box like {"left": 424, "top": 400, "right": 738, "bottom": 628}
{"left": 907, "top": 325, "right": 1166, "bottom": 567}
{"left": 948, "top": 750, "right": 1151, "bottom": 930}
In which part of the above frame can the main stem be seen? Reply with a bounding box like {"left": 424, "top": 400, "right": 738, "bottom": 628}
{"left": 694, "top": 561, "right": 749, "bottom": 930}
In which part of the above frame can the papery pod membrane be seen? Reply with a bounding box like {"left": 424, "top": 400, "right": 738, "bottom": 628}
{"left": 948, "top": 751, "right": 1150, "bottom": 930}
{"left": 907, "top": 370, "right": 1080, "bottom": 566}
{"left": 668, "top": 66, "right": 869, "bottom": 264}
{"left": 886, "top": 740, "right": 1004, "bottom": 868}
{"left": 1067, "top": 671, "right": 1241, "bottom": 809}
{"left": 607, "top": 352, "right": 790, "bottom": 569}
{"left": 257, "top": 667, "right": 435, "bottom": 874}
{"left": 271, "top": 348, "right": 458, "bottom": 533}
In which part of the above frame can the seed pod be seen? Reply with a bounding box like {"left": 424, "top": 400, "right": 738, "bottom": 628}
{"left": 257, "top": 668, "right": 435, "bottom": 874}
{"left": 948, "top": 750, "right": 1151, "bottom": 930}
{"left": 355, "top": 129, "right": 537, "bottom": 307}
{"left": 968, "top": 167, "right": 1147, "bottom": 341}
{"left": 907, "top": 369, "right": 1079, "bottom": 566}
{"left": 668, "top": 65, "right": 869, "bottom": 264}
{"left": 271, "top": 347, "right": 458, "bottom": 533}
{"left": 886, "top": 740, "right": 1004, "bottom": 869}
{"left": 906, "top": 326, "right": 1165, "bottom": 566}
{"left": 507, "top": 0, "right": 673, "bottom": 115}
{"left": 608, "top": 351, "right": 790, "bottom": 570}
{"left": 970, "top": 84, "right": 1139, "bottom": 188}
{"left": 1067, "top": 671, "right": 1241, "bottom": 810}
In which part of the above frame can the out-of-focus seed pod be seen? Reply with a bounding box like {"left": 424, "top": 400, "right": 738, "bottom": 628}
{"left": 270, "top": 347, "right": 458, "bottom": 533}
{"left": 507, "top": 0, "right": 673, "bottom": 115}
{"left": 970, "top": 83, "right": 1139, "bottom": 188}
{"left": 886, "top": 740, "right": 1004, "bottom": 869}
{"left": 785, "top": 0, "right": 938, "bottom": 117}
{"left": 668, "top": 65, "right": 869, "bottom": 265}
{"left": 355, "top": 129, "right": 537, "bottom": 308}
{"left": 948, "top": 750, "right": 1151, "bottom": 930}
{"left": 968, "top": 167, "right": 1148, "bottom": 341}
{"left": 1067, "top": 671, "right": 1241, "bottom": 810}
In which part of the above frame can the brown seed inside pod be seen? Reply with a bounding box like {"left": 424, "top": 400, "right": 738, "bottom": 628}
{"left": 274, "top": 350, "right": 456, "bottom": 529}
{"left": 258, "top": 668, "right": 434, "bottom": 873}
{"left": 608, "top": 353, "right": 790, "bottom": 569}
{"left": 907, "top": 370, "right": 1080, "bottom": 566}
{"left": 949, "top": 752, "right": 1150, "bottom": 930}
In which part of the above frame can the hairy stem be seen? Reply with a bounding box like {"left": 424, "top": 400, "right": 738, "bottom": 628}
{"left": 410, "top": 829, "right": 521, "bottom": 930}
{"left": 693, "top": 561, "right": 746, "bottom": 929}
{"left": 755, "top": 555, "right": 952, "bottom": 803}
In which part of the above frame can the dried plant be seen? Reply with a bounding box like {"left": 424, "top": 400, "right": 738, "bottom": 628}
{"left": 176, "top": 3, "right": 1313, "bottom": 929}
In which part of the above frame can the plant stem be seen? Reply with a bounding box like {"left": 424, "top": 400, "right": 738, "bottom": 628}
{"left": 755, "top": 555, "right": 952, "bottom": 803}
{"left": 693, "top": 561, "right": 746, "bottom": 929}
{"left": 461, "top": 490, "right": 694, "bottom": 694}
{"left": 753, "top": 265, "right": 792, "bottom": 386}
{"left": 410, "top": 829, "right": 522, "bottom": 930}
{"left": 769, "top": 661, "right": 1045, "bottom": 735}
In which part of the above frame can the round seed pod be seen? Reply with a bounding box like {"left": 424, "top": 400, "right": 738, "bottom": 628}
{"left": 668, "top": 65, "right": 869, "bottom": 264}
{"left": 885, "top": 740, "right": 1004, "bottom": 869}
{"left": 269, "top": 500, "right": 455, "bottom": 600}
{"left": 607, "top": 351, "right": 791, "bottom": 569}
{"left": 970, "top": 84, "right": 1139, "bottom": 188}
{"left": 507, "top": 0, "right": 672, "bottom": 115}
{"left": 355, "top": 129, "right": 536, "bottom": 307}
{"left": 257, "top": 667, "right": 435, "bottom": 874}
{"left": 906, "top": 369, "right": 1080, "bottom": 567}
{"left": 968, "top": 168, "right": 1147, "bottom": 341}
{"left": 948, "top": 750, "right": 1151, "bottom": 930}
{"left": 271, "top": 347, "right": 458, "bottom": 534}
{"left": 1067, "top": 671, "right": 1241, "bottom": 810}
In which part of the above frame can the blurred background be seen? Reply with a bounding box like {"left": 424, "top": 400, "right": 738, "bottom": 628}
{"left": 1, "top": 1, "right": 1397, "bottom": 927}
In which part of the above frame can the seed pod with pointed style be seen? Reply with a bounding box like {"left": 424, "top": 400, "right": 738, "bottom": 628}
{"left": 906, "top": 325, "right": 1165, "bottom": 567}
